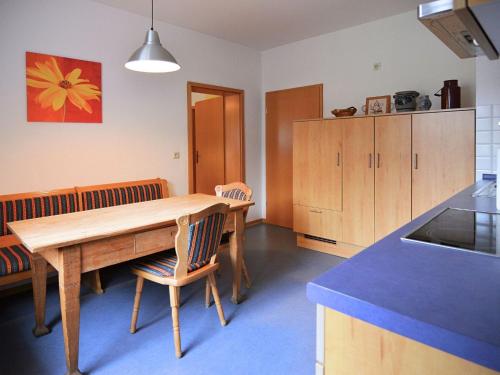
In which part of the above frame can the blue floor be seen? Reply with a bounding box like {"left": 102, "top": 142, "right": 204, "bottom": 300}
{"left": 0, "top": 224, "right": 343, "bottom": 375}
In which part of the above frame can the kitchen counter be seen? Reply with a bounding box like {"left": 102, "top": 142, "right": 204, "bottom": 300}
{"left": 307, "top": 180, "right": 500, "bottom": 372}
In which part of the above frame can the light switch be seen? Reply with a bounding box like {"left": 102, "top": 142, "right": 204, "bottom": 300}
{"left": 173, "top": 152, "right": 180, "bottom": 159}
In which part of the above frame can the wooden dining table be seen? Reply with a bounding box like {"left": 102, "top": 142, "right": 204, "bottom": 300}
{"left": 8, "top": 193, "right": 254, "bottom": 375}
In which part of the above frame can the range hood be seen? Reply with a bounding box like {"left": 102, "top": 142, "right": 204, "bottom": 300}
{"left": 418, "top": 0, "right": 500, "bottom": 60}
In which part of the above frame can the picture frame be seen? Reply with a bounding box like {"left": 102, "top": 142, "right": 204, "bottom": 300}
{"left": 26, "top": 51, "right": 102, "bottom": 123}
{"left": 364, "top": 95, "right": 391, "bottom": 115}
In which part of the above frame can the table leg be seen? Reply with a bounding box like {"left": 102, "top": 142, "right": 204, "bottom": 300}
{"left": 58, "top": 246, "right": 83, "bottom": 375}
{"left": 229, "top": 210, "right": 244, "bottom": 304}
{"left": 31, "top": 253, "right": 50, "bottom": 337}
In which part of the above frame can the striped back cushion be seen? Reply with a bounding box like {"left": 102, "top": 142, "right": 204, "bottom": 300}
{"left": 82, "top": 183, "right": 163, "bottom": 210}
{"left": 187, "top": 212, "right": 226, "bottom": 270}
{"left": 0, "top": 193, "right": 78, "bottom": 237}
{"left": 221, "top": 189, "right": 248, "bottom": 201}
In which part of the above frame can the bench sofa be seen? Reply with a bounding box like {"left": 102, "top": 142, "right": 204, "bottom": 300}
{"left": 0, "top": 178, "right": 169, "bottom": 293}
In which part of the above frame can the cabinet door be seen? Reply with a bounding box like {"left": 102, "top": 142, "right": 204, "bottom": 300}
{"left": 293, "top": 120, "right": 342, "bottom": 211}
{"left": 412, "top": 110, "right": 475, "bottom": 218}
{"left": 374, "top": 115, "right": 412, "bottom": 241}
{"left": 342, "top": 117, "right": 375, "bottom": 247}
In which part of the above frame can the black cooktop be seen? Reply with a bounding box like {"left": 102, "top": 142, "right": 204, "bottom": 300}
{"left": 402, "top": 208, "right": 500, "bottom": 257}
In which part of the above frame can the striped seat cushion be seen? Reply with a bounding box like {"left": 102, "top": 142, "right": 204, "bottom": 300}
{"left": 132, "top": 212, "right": 226, "bottom": 278}
{"left": 221, "top": 189, "right": 247, "bottom": 201}
{"left": 132, "top": 250, "right": 177, "bottom": 277}
{"left": 82, "top": 183, "right": 163, "bottom": 210}
{"left": 0, "top": 244, "right": 31, "bottom": 276}
{"left": 0, "top": 193, "right": 78, "bottom": 237}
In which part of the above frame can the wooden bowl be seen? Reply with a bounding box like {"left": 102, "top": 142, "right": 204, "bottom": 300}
{"left": 331, "top": 107, "right": 357, "bottom": 117}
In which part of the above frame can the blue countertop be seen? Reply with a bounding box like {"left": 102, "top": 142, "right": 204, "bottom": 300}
{"left": 307, "top": 180, "right": 500, "bottom": 372}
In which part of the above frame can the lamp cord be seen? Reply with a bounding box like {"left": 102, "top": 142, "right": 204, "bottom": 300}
{"left": 151, "top": 0, "right": 154, "bottom": 30}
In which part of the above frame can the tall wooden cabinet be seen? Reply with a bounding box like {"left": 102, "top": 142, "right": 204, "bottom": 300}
{"left": 342, "top": 117, "right": 375, "bottom": 247}
{"left": 293, "top": 109, "right": 475, "bottom": 257}
{"left": 374, "top": 115, "right": 412, "bottom": 241}
{"left": 293, "top": 120, "right": 342, "bottom": 211}
{"left": 412, "top": 111, "right": 475, "bottom": 218}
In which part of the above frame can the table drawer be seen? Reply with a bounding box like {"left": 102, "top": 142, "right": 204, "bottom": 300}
{"left": 293, "top": 205, "right": 342, "bottom": 241}
{"left": 135, "top": 226, "right": 177, "bottom": 254}
{"left": 81, "top": 234, "right": 136, "bottom": 272}
{"left": 80, "top": 226, "right": 177, "bottom": 272}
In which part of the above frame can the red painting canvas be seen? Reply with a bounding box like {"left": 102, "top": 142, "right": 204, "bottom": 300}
{"left": 26, "top": 52, "right": 102, "bottom": 123}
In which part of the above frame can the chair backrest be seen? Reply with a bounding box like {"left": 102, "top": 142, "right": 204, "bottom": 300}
{"left": 173, "top": 203, "right": 229, "bottom": 278}
{"left": 215, "top": 182, "right": 252, "bottom": 220}
{"left": 0, "top": 188, "right": 79, "bottom": 237}
{"left": 76, "top": 178, "right": 169, "bottom": 211}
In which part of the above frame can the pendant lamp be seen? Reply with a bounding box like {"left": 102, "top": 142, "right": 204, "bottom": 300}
{"left": 125, "top": 0, "right": 181, "bottom": 73}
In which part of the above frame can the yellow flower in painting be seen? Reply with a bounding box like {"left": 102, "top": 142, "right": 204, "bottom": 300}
{"left": 27, "top": 57, "right": 101, "bottom": 114}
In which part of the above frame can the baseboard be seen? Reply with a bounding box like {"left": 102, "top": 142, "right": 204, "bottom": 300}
{"left": 246, "top": 218, "right": 264, "bottom": 227}
{"left": 296, "top": 234, "right": 364, "bottom": 258}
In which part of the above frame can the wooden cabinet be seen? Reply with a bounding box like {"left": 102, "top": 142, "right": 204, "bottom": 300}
{"left": 293, "top": 205, "right": 342, "bottom": 241}
{"left": 412, "top": 111, "right": 475, "bottom": 218}
{"left": 342, "top": 117, "right": 375, "bottom": 247}
{"left": 292, "top": 109, "right": 475, "bottom": 256}
{"left": 374, "top": 115, "right": 412, "bottom": 241}
{"left": 293, "top": 120, "right": 342, "bottom": 211}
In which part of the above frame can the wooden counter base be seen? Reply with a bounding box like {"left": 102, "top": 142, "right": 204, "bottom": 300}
{"left": 296, "top": 234, "right": 364, "bottom": 258}
{"left": 322, "top": 308, "right": 498, "bottom": 375}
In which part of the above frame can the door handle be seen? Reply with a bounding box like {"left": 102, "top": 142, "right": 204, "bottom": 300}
{"left": 414, "top": 153, "right": 418, "bottom": 169}
{"left": 337, "top": 152, "right": 340, "bottom": 166}
{"left": 196, "top": 151, "right": 200, "bottom": 164}
{"left": 377, "top": 153, "right": 380, "bottom": 168}
{"left": 369, "top": 153, "right": 372, "bottom": 168}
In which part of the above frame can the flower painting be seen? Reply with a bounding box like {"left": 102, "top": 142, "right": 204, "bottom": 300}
{"left": 26, "top": 52, "right": 102, "bottom": 123}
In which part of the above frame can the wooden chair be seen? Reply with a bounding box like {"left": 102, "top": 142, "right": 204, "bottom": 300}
{"left": 205, "top": 182, "right": 253, "bottom": 307}
{"left": 129, "top": 203, "right": 229, "bottom": 358}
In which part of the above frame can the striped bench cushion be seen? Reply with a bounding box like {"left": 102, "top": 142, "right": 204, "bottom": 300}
{"left": 0, "top": 244, "right": 31, "bottom": 276}
{"left": 0, "top": 193, "right": 78, "bottom": 237}
{"left": 221, "top": 189, "right": 247, "bottom": 201}
{"left": 132, "top": 212, "right": 226, "bottom": 278}
{"left": 82, "top": 183, "right": 163, "bottom": 210}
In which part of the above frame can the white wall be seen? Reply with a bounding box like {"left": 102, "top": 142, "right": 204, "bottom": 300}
{"left": 0, "top": 0, "right": 263, "bottom": 220}
{"left": 475, "top": 56, "right": 500, "bottom": 180}
{"left": 262, "top": 11, "right": 476, "bottom": 114}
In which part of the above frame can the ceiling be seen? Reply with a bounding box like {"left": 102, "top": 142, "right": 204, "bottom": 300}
{"left": 92, "top": 0, "right": 424, "bottom": 50}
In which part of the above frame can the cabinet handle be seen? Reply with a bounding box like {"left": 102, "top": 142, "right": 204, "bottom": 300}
{"left": 369, "top": 153, "right": 372, "bottom": 168}
{"left": 337, "top": 152, "right": 340, "bottom": 166}
{"left": 377, "top": 153, "right": 380, "bottom": 168}
{"left": 196, "top": 151, "right": 200, "bottom": 164}
{"left": 415, "top": 153, "right": 419, "bottom": 169}
{"left": 309, "top": 209, "right": 322, "bottom": 214}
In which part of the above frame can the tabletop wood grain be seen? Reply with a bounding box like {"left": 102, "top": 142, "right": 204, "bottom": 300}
{"left": 7, "top": 194, "right": 253, "bottom": 253}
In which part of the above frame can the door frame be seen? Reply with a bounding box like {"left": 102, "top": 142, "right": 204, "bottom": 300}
{"left": 187, "top": 81, "right": 245, "bottom": 193}
{"left": 265, "top": 83, "right": 323, "bottom": 227}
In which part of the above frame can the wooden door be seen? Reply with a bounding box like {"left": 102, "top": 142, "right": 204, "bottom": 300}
{"left": 374, "top": 115, "right": 412, "bottom": 241}
{"left": 342, "top": 117, "right": 375, "bottom": 247}
{"left": 412, "top": 110, "right": 475, "bottom": 218}
{"left": 266, "top": 84, "right": 323, "bottom": 228}
{"left": 293, "top": 120, "right": 342, "bottom": 211}
{"left": 224, "top": 94, "right": 243, "bottom": 183}
{"left": 194, "top": 97, "right": 225, "bottom": 194}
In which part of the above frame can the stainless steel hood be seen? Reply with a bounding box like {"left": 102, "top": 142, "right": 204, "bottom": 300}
{"left": 418, "top": 0, "right": 500, "bottom": 60}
